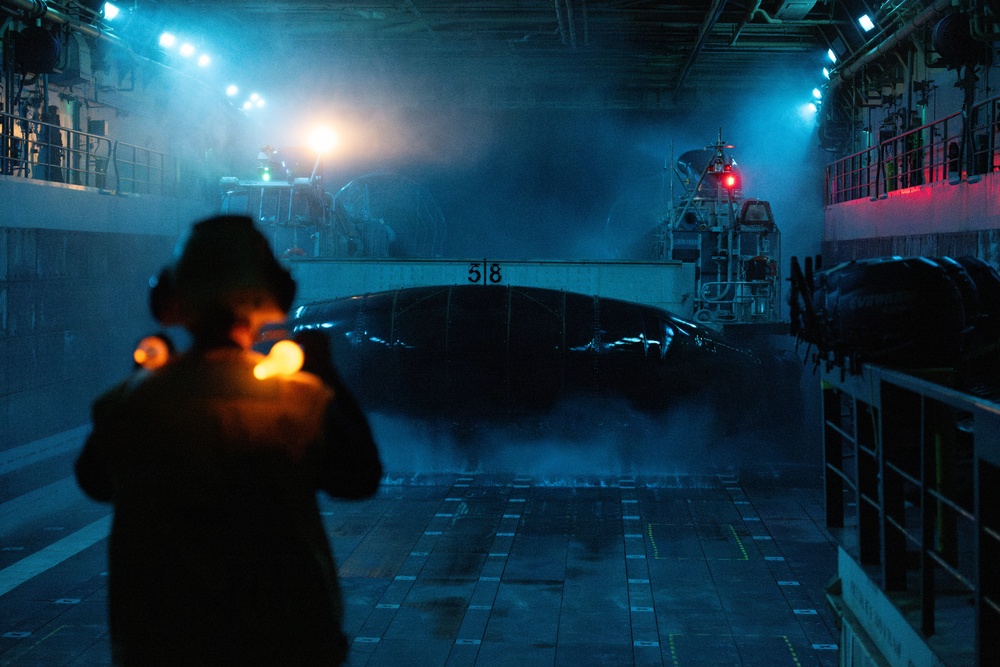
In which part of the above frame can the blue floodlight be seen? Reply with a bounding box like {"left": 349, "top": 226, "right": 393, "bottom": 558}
{"left": 179, "top": 43, "right": 196, "bottom": 58}
{"left": 827, "top": 48, "right": 837, "bottom": 63}
{"left": 859, "top": 14, "right": 875, "bottom": 32}
{"left": 812, "top": 88, "right": 823, "bottom": 100}
{"left": 197, "top": 54, "right": 211, "bottom": 67}
{"left": 823, "top": 67, "right": 830, "bottom": 80}
{"left": 103, "top": 2, "right": 120, "bottom": 20}
{"left": 226, "top": 84, "right": 239, "bottom": 97}
{"left": 159, "top": 32, "right": 177, "bottom": 49}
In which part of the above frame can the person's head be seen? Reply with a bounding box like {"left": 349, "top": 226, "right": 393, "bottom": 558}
{"left": 150, "top": 215, "right": 296, "bottom": 348}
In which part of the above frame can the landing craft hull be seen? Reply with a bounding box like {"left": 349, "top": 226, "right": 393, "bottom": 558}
{"left": 291, "top": 285, "right": 771, "bottom": 429}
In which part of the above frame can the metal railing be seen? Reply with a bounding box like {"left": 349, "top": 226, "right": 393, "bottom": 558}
{"left": 822, "top": 363, "right": 1000, "bottom": 664}
{"left": 0, "top": 110, "right": 179, "bottom": 197}
{"left": 826, "top": 93, "right": 1000, "bottom": 205}
{"left": 113, "top": 141, "right": 178, "bottom": 197}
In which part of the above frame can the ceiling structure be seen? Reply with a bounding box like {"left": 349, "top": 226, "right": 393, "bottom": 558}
{"left": 0, "top": 0, "right": 963, "bottom": 110}
{"left": 149, "top": 0, "right": 899, "bottom": 110}
{"left": 0, "top": 0, "right": 975, "bottom": 115}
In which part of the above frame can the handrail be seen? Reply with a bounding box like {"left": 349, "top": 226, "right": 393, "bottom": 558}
{"left": 111, "top": 140, "right": 179, "bottom": 197}
{"left": 822, "top": 363, "right": 1000, "bottom": 662}
{"left": 825, "top": 93, "right": 1000, "bottom": 205}
{"left": 0, "top": 108, "right": 180, "bottom": 197}
{"left": 0, "top": 109, "right": 113, "bottom": 187}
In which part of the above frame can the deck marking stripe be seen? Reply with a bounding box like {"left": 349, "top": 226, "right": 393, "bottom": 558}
{"left": 647, "top": 523, "right": 659, "bottom": 559}
{"left": 0, "top": 515, "right": 110, "bottom": 597}
{"left": 0, "top": 427, "right": 89, "bottom": 475}
{"left": 668, "top": 634, "right": 680, "bottom": 666}
{"left": 729, "top": 524, "right": 749, "bottom": 561}
{"left": 783, "top": 635, "right": 804, "bottom": 667}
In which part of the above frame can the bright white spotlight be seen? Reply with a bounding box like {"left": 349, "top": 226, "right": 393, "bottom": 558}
{"left": 823, "top": 67, "right": 830, "bottom": 79}
{"left": 103, "top": 2, "right": 120, "bottom": 20}
{"left": 309, "top": 126, "right": 339, "bottom": 154}
{"left": 798, "top": 102, "right": 819, "bottom": 122}
{"left": 812, "top": 88, "right": 823, "bottom": 100}
{"left": 179, "top": 43, "right": 196, "bottom": 58}
{"left": 827, "top": 48, "right": 837, "bottom": 63}
{"left": 197, "top": 54, "right": 211, "bottom": 67}
{"left": 242, "top": 100, "right": 253, "bottom": 111}
{"left": 255, "top": 98, "right": 265, "bottom": 108}
{"left": 859, "top": 14, "right": 875, "bottom": 32}
{"left": 226, "top": 84, "right": 239, "bottom": 97}
{"left": 159, "top": 32, "right": 177, "bottom": 49}
{"left": 249, "top": 92, "right": 260, "bottom": 102}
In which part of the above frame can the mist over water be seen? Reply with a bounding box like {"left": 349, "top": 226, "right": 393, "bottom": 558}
{"left": 367, "top": 391, "right": 809, "bottom": 481}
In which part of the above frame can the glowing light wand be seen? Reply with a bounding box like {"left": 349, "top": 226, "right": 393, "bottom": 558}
{"left": 133, "top": 335, "right": 171, "bottom": 370}
{"left": 253, "top": 340, "right": 304, "bottom": 379}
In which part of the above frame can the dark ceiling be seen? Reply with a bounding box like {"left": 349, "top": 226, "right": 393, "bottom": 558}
{"left": 156, "top": 0, "right": 897, "bottom": 109}
{"left": 0, "top": 0, "right": 951, "bottom": 111}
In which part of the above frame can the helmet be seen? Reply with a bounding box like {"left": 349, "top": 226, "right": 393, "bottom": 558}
{"left": 150, "top": 215, "right": 296, "bottom": 329}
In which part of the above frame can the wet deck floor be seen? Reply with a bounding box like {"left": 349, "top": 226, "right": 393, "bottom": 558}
{"left": 1, "top": 446, "right": 840, "bottom": 666}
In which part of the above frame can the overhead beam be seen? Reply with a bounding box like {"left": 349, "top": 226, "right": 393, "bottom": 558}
{"left": 674, "top": 0, "right": 728, "bottom": 91}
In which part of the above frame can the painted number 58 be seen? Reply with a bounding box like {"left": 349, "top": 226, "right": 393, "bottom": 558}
{"left": 468, "top": 261, "right": 503, "bottom": 285}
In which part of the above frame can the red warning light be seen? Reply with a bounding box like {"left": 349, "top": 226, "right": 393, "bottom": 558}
{"left": 719, "top": 162, "right": 738, "bottom": 189}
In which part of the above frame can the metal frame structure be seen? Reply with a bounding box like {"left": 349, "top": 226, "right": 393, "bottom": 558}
{"left": 821, "top": 362, "right": 1000, "bottom": 665}
{"left": 0, "top": 108, "right": 179, "bottom": 196}
{"left": 825, "top": 92, "right": 1000, "bottom": 205}
{"left": 657, "top": 132, "right": 782, "bottom": 325}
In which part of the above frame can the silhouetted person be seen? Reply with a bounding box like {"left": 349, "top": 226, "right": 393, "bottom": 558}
{"left": 35, "top": 104, "right": 63, "bottom": 182}
{"left": 75, "top": 215, "right": 382, "bottom": 666}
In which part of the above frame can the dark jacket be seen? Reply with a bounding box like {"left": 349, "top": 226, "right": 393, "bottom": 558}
{"left": 75, "top": 345, "right": 382, "bottom": 666}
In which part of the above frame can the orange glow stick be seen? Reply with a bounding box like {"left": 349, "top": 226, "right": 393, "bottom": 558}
{"left": 134, "top": 335, "right": 170, "bottom": 370}
{"left": 253, "top": 340, "right": 304, "bottom": 380}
